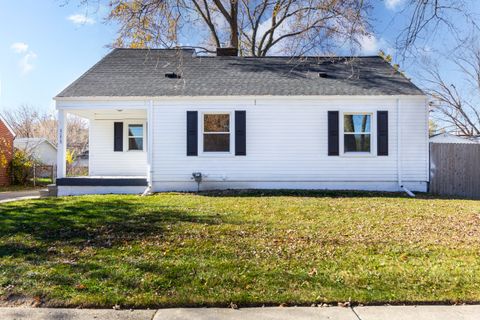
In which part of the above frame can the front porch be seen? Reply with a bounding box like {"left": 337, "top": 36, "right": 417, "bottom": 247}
{"left": 55, "top": 102, "right": 154, "bottom": 196}
{"left": 56, "top": 176, "right": 148, "bottom": 186}
{"left": 55, "top": 176, "right": 148, "bottom": 196}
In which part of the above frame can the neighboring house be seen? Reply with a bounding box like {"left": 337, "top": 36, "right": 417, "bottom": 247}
{"left": 73, "top": 150, "right": 89, "bottom": 167}
{"left": 0, "top": 115, "right": 15, "bottom": 186}
{"left": 14, "top": 138, "right": 57, "bottom": 165}
{"left": 430, "top": 132, "right": 478, "bottom": 144}
{"left": 54, "top": 48, "right": 429, "bottom": 196}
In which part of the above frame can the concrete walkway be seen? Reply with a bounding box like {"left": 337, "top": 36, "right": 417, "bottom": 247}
{"left": 0, "top": 189, "right": 43, "bottom": 203}
{"left": 0, "top": 306, "right": 479, "bottom": 320}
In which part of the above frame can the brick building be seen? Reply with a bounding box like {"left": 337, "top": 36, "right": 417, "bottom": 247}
{"left": 0, "top": 115, "right": 15, "bottom": 186}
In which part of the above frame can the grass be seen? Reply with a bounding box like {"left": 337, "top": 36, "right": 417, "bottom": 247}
{"left": 0, "top": 190, "right": 479, "bottom": 308}
{"left": 31, "top": 177, "right": 53, "bottom": 185}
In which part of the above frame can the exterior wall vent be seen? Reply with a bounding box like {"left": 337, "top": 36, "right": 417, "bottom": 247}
{"left": 165, "top": 72, "right": 180, "bottom": 79}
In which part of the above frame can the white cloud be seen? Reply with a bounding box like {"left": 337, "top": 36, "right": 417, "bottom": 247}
{"left": 385, "top": 0, "right": 404, "bottom": 10}
{"left": 358, "top": 34, "right": 395, "bottom": 56}
{"left": 11, "top": 42, "right": 29, "bottom": 54}
{"left": 19, "top": 51, "right": 37, "bottom": 75}
{"left": 11, "top": 42, "right": 37, "bottom": 75}
{"left": 358, "top": 35, "right": 379, "bottom": 54}
{"left": 68, "top": 13, "right": 95, "bottom": 25}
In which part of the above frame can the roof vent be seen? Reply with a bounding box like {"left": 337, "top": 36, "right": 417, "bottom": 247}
{"left": 216, "top": 47, "right": 238, "bottom": 56}
{"left": 318, "top": 72, "right": 328, "bottom": 78}
{"left": 165, "top": 72, "right": 180, "bottom": 79}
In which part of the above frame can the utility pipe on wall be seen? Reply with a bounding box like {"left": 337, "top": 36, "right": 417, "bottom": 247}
{"left": 143, "top": 100, "right": 154, "bottom": 196}
{"left": 396, "top": 98, "right": 415, "bottom": 197}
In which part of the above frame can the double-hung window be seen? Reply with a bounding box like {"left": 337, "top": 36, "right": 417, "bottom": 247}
{"left": 203, "top": 113, "right": 230, "bottom": 152}
{"left": 128, "top": 124, "right": 144, "bottom": 151}
{"left": 343, "top": 113, "right": 371, "bottom": 153}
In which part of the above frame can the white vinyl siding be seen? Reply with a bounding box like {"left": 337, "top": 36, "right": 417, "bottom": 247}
{"left": 58, "top": 95, "right": 428, "bottom": 191}
{"left": 148, "top": 96, "right": 428, "bottom": 191}
{"left": 89, "top": 118, "right": 147, "bottom": 176}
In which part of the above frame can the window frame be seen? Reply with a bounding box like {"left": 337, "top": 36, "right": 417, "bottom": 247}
{"left": 340, "top": 111, "right": 376, "bottom": 157}
{"left": 199, "top": 111, "right": 234, "bottom": 156}
{"left": 125, "top": 121, "right": 146, "bottom": 152}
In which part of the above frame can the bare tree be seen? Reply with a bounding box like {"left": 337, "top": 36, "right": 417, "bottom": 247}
{"left": 423, "top": 45, "right": 480, "bottom": 137}
{"left": 1, "top": 105, "right": 89, "bottom": 155}
{"left": 396, "top": 0, "right": 479, "bottom": 57}
{"left": 2, "top": 105, "right": 39, "bottom": 139}
{"left": 99, "top": 0, "right": 372, "bottom": 56}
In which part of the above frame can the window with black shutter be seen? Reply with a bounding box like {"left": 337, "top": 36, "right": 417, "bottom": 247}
{"left": 235, "top": 111, "right": 246, "bottom": 156}
{"left": 377, "top": 111, "right": 389, "bottom": 156}
{"left": 186, "top": 111, "right": 198, "bottom": 156}
{"left": 328, "top": 111, "right": 339, "bottom": 156}
{"left": 114, "top": 122, "right": 123, "bottom": 152}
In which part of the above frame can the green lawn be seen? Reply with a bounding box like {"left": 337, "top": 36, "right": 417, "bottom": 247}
{"left": 0, "top": 190, "right": 479, "bottom": 308}
{"left": 32, "top": 177, "right": 53, "bottom": 185}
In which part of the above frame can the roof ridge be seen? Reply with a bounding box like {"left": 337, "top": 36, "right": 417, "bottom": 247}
{"left": 111, "top": 48, "right": 381, "bottom": 59}
{"left": 114, "top": 48, "right": 195, "bottom": 51}
{"left": 195, "top": 55, "right": 381, "bottom": 59}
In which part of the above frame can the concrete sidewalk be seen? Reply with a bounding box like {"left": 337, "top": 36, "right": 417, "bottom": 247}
{"left": 1, "top": 305, "right": 479, "bottom": 320}
{"left": 0, "top": 189, "right": 43, "bottom": 203}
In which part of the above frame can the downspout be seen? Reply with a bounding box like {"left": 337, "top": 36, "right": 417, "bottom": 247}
{"left": 142, "top": 100, "right": 154, "bottom": 196}
{"left": 397, "top": 98, "right": 415, "bottom": 197}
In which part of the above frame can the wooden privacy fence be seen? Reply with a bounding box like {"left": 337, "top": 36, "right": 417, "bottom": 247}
{"left": 430, "top": 143, "right": 480, "bottom": 199}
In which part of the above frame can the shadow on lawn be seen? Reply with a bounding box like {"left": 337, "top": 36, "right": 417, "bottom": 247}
{"left": 197, "top": 189, "right": 478, "bottom": 200}
{"left": 199, "top": 189, "right": 413, "bottom": 198}
{"left": 0, "top": 198, "right": 221, "bottom": 257}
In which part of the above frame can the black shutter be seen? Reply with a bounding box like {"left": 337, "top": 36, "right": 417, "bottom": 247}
{"left": 114, "top": 122, "right": 123, "bottom": 152}
{"left": 186, "top": 111, "right": 198, "bottom": 156}
{"left": 377, "top": 111, "right": 389, "bottom": 156}
{"left": 235, "top": 111, "right": 246, "bottom": 156}
{"left": 328, "top": 111, "right": 339, "bottom": 156}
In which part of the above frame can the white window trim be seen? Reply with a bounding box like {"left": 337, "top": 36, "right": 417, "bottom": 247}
{"left": 340, "top": 111, "right": 377, "bottom": 157}
{"left": 125, "top": 121, "right": 146, "bottom": 152}
{"left": 199, "top": 111, "right": 235, "bottom": 157}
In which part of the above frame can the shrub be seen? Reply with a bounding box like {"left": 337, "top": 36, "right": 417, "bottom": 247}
{"left": 11, "top": 149, "right": 34, "bottom": 185}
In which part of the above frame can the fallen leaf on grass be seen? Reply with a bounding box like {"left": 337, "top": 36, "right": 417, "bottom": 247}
{"left": 75, "top": 284, "right": 86, "bottom": 290}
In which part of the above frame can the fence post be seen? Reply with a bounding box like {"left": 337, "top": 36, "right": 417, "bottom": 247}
{"left": 33, "top": 163, "right": 36, "bottom": 187}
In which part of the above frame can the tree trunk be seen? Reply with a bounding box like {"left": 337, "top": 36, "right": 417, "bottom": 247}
{"left": 229, "top": 0, "right": 239, "bottom": 50}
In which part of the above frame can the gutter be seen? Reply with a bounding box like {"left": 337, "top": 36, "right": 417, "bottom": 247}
{"left": 396, "top": 98, "right": 415, "bottom": 197}
{"left": 142, "top": 100, "right": 154, "bottom": 196}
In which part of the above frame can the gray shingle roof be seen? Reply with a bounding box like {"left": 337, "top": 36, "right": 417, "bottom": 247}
{"left": 56, "top": 49, "right": 424, "bottom": 97}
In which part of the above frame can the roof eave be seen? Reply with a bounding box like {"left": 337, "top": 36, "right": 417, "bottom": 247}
{"left": 54, "top": 94, "right": 427, "bottom": 101}
{"left": 0, "top": 115, "right": 16, "bottom": 137}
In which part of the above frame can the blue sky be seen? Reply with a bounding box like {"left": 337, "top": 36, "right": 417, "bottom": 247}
{"left": 0, "top": 0, "right": 115, "bottom": 113}
{"left": 0, "top": 0, "right": 463, "bottom": 114}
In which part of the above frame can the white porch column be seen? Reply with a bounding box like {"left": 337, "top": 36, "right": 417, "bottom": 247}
{"left": 57, "top": 108, "right": 67, "bottom": 179}
{"left": 147, "top": 101, "right": 154, "bottom": 186}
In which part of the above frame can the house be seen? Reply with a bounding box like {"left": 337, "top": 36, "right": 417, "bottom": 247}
{"left": 72, "top": 150, "right": 89, "bottom": 168}
{"left": 430, "top": 132, "right": 478, "bottom": 144}
{"left": 54, "top": 48, "right": 428, "bottom": 196}
{"left": 14, "top": 138, "right": 57, "bottom": 166}
{"left": 0, "top": 115, "right": 15, "bottom": 186}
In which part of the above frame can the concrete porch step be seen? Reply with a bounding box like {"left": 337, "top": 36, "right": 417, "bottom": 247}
{"left": 44, "top": 184, "right": 58, "bottom": 197}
